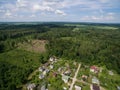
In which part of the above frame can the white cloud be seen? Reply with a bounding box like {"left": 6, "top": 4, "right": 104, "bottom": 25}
{"left": 99, "top": 0, "right": 109, "bottom": 3}
{"left": 0, "top": 0, "right": 119, "bottom": 22}
{"left": 55, "top": 10, "right": 66, "bottom": 16}
{"left": 5, "top": 10, "right": 12, "bottom": 17}
{"left": 0, "top": 10, "right": 5, "bottom": 13}
{"left": 107, "top": 12, "right": 115, "bottom": 15}
{"left": 30, "top": 14, "right": 36, "bottom": 18}
{"left": 82, "top": 12, "right": 115, "bottom": 21}
{"left": 33, "top": 4, "right": 54, "bottom": 12}
{"left": 33, "top": 4, "right": 41, "bottom": 11}
{"left": 17, "top": 0, "right": 28, "bottom": 8}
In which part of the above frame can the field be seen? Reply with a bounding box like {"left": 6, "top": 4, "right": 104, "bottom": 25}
{"left": 93, "top": 26, "right": 118, "bottom": 30}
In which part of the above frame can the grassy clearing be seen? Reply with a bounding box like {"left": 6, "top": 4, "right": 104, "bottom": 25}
{"left": 0, "top": 49, "right": 40, "bottom": 68}
{"left": 64, "top": 24, "right": 87, "bottom": 27}
{"left": 93, "top": 26, "right": 118, "bottom": 30}
{"left": 18, "top": 39, "right": 47, "bottom": 53}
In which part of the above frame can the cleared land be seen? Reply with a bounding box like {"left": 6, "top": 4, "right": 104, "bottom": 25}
{"left": 18, "top": 40, "right": 47, "bottom": 53}
{"left": 93, "top": 26, "right": 118, "bottom": 30}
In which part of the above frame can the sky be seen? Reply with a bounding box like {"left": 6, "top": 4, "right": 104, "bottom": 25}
{"left": 0, "top": 0, "right": 120, "bottom": 23}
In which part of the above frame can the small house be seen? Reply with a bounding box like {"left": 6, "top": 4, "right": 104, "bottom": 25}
{"left": 49, "top": 56, "right": 57, "bottom": 62}
{"left": 49, "top": 57, "right": 55, "bottom": 62}
{"left": 62, "top": 75, "right": 70, "bottom": 83}
{"left": 58, "top": 67, "right": 62, "bottom": 72}
{"left": 27, "top": 83, "right": 36, "bottom": 90}
{"left": 41, "top": 85, "right": 46, "bottom": 90}
{"left": 63, "top": 87, "right": 67, "bottom": 90}
{"left": 64, "top": 69, "right": 71, "bottom": 76}
{"left": 46, "top": 69, "right": 50, "bottom": 73}
{"left": 39, "top": 74, "right": 44, "bottom": 79}
{"left": 90, "top": 84, "right": 100, "bottom": 90}
{"left": 39, "top": 67, "right": 45, "bottom": 72}
{"left": 74, "top": 85, "right": 82, "bottom": 90}
{"left": 117, "top": 86, "right": 120, "bottom": 90}
{"left": 90, "top": 66, "right": 99, "bottom": 73}
{"left": 49, "top": 65, "right": 54, "bottom": 69}
{"left": 44, "top": 63, "right": 50, "bottom": 67}
{"left": 82, "top": 75, "right": 88, "bottom": 81}
{"left": 108, "top": 71, "right": 114, "bottom": 75}
{"left": 43, "top": 69, "right": 49, "bottom": 75}
{"left": 92, "top": 76, "right": 99, "bottom": 85}
{"left": 53, "top": 72, "right": 57, "bottom": 77}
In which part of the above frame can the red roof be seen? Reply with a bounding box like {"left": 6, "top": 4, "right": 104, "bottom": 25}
{"left": 90, "top": 66, "right": 98, "bottom": 71}
{"left": 53, "top": 72, "right": 57, "bottom": 77}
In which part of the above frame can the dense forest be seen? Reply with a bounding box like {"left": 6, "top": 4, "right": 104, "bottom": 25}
{"left": 0, "top": 23, "right": 120, "bottom": 89}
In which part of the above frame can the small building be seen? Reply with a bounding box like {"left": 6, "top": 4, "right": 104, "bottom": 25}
{"left": 39, "top": 74, "right": 44, "bottom": 79}
{"left": 49, "top": 57, "right": 55, "bottom": 62}
{"left": 58, "top": 67, "right": 61, "bottom": 72}
{"left": 27, "top": 83, "right": 36, "bottom": 90}
{"left": 44, "top": 63, "right": 50, "bottom": 67}
{"left": 82, "top": 75, "right": 88, "bottom": 81}
{"left": 37, "top": 84, "right": 48, "bottom": 90}
{"left": 90, "top": 84, "right": 100, "bottom": 90}
{"left": 39, "top": 67, "right": 45, "bottom": 72}
{"left": 49, "top": 65, "right": 54, "bottom": 69}
{"left": 63, "top": 87, "right": 67, "bottom": 90}
{"left": 73, "top": 62, "right": 77, "bottom": 65}
{"left": 43, "top": 69, "right": 49, "bottom": 75}
{"left": 53, "top": 72, "right": 57, "bottom": 77}
{"left": 90, "top": 66, "right": 99, "bottom": 73}
{"left": 41, "top": 85, "right": 46, "bottom": 90}
{"left": 108, "top": 71, "right": 114, "bottom": 75}
{"left": 49, "top": 56, "right": 57, "bottom": 62}
{"left": 117, "top": 86, "right": 120, "bottom": 90}
{"left": 64, "top": 69, "right": 71, "bottom": 76}
{"left": 62, "top": 75, "right": 70, "bottom": 83}
{"left": 92, "top": 77, "right": 99, "bottom": 85}
{"left": 74, "top": 85, "right": 81, "bottom": 90}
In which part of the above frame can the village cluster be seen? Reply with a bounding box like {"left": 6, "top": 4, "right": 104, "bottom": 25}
{"left": 26, "top": 56, "right": 120, "bottom": 90}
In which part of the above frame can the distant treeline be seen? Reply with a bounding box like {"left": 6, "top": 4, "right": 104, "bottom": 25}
{"left": 0, "top": 24, "right": 69, "bottom": 52}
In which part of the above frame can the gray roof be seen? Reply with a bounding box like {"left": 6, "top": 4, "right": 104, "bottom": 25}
{"left": 62, "top": 75, "right": 69, "bottom": 80}
{"left": 41, "top": 85, "right": 46, "bottom": 90}
{"left": 27, "top": 83, "right": 36, "bottom": 89}
{"left": 92, "top": 76, "right": 99, "bottom": 84}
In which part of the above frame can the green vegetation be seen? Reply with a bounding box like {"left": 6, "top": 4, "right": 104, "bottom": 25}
{"left": 74, "top": 81, "right": 90, "bottom": 90}
{"left": 0, "top": 22, "right": 120, "bottom": 90}
{"left": 0, "top": 24, "right": 52, "bottom": 89}
{"left": 93, "top": 26, "right": 118, "bottom": 30}
{"left": 0, "top": 49, "right": 41, "bottom": 89}
{"left": 42, "top": 25, "right": 120, "bottom": 74}
{"left": 98, "top": 68, "right": 120, "bottom": 90}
